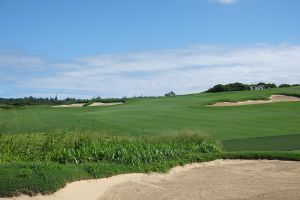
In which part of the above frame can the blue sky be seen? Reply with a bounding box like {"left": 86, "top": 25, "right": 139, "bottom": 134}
{"left": 1, "top": 0, "right": 300, "bottom": 98}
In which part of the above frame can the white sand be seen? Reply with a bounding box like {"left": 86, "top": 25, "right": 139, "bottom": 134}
{"left": 2, "top": 160, "right": 300, "bottom": 200}
{"left": 211, "top": 95, "right": 300, "bottom": 107}
{"left": 52, "top": 102, "right": 123, "bottom": 108}
{"left": 89, "top": 102, "right": 123, "bottom": 107}
{"left": 52, "top": 103, "right": 85, "bottom": 108}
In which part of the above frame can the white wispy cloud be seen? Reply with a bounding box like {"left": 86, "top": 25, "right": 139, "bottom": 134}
{"left": 212, "top": 0, "right": 239, "bottom": 5}
{"left": 0, "top": 50, "right": 45, "bottom": 69}
{"left": 1, "top": 44, "right": 300, "bottom": 98}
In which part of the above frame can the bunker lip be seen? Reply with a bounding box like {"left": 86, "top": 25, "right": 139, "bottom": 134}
{"left": 51, "top": 102, "right": 123, "bottom": 108}
{"left": 52, "top": 103, "right": 85, "bottom": 108}
{"left": 2, "top": 159, "right": 300, "bottom": 200}
{"left": 210, "top": 95, "right": 300, "bottom": 107}
{"left": 89, "top": 102, "right": 123, "bottom": 107}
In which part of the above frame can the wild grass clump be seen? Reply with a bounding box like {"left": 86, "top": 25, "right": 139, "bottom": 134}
{"left": 0, "top": 133, "right": 219, "bottom": 165}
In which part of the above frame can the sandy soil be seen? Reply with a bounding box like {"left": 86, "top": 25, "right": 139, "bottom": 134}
{"left": 211, "top": 95, "right": 300, "bottom": 107}
{"left": 2, "top": 160, "right": 300, "bottom": 200}
{"left": 52, "top": 103, "right": 85, "bottom": 108}
{"left": 89, "top": 102, "right": 123, "bottom": 107}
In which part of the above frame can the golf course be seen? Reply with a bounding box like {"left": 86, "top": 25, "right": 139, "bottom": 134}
{"left": 1, "top": 86, "right": 300, "bottom": 150}
{"left": 2, "top": 0, "right": 300, "bottom": 198}
{"left": 0, "top": 86, "right": 300, "bottom": 198}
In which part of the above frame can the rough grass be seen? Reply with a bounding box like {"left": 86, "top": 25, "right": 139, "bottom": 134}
{"left": 0, "top": 162, "right": 141, "bottom": 197}
{"left": 0, "top": 132, "right": 219, "bottom": 165}
{"left": 0, "top": 132, "right": 220, "bottom": 197}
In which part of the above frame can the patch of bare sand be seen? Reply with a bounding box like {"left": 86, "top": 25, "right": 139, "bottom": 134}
{"left": 2, "top": 160, "right": 300, "bottom": 200}
{"left": 211, "top": 95, "right": 300, "bottom": 107}
{"left": 89, "top": 102, "right": 123, "bottom": 107}
{"left": 52, "top": 103, "right": 85, "bottom": 108}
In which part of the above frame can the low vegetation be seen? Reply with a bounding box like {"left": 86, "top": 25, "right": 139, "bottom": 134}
{"left": 0, "top": 133, "right": 219, "bottom": 165}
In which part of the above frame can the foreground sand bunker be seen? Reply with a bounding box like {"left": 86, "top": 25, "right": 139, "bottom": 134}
{"left": 212, "top": 95, "right": 300, "bottom": 107}
{"left": 3, "top": 160, "right": 300, "bottom": 200}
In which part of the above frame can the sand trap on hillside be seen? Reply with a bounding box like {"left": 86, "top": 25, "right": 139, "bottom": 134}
{"left": 89, "top": 102, "right": 123, "bottom": 107}
{"left": 52, "top": 103, "right": 85, "bottom": 108}
{"left": 211, "top": 95, "right": 300, "bottom": 107}
{"left": 2, "top": 160, "right": 300, "bottom": 200}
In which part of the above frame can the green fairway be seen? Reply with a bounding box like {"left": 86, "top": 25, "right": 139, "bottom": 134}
{"left": 223, "top": 134, "right": 300, "bottom": 151}
{"left": 1, "top": 87, "right": 300, "bottom": 147}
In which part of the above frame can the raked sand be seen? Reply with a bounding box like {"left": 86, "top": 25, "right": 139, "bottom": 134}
{"left": 51, "top": 103, "right": 85, "bottom": 108}
{"left": 211, "top": 95, "right": 300, "bottom": 107}
{"left": 2, "top": 160, "right": 300, "bottom": 200}
{"left": 52, "top": 102, "right": 123, "bottom": 108}
{"left": 89, "top": 102, "right": 123, "bottom": 107}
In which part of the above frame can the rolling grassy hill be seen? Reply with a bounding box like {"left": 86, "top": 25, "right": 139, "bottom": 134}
{"left": 1, "top": 86, "right": 300, "bottom": 151}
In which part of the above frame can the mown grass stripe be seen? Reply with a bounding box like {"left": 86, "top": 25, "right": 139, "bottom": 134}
{"left": 222, "top": 133, "right": 300, "bottom": 151}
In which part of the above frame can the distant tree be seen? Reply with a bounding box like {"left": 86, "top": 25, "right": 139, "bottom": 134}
{"left": 279, "top": 84, "right": 292, "bottom": 88}
{"left": 206, "top": 83, "right": 251, "bottom": 93}
{"left": 164, "top": 91, "right": 176, "bottom": 97}
{"left": 206, "top": 82, "right": 277, "bottom": 93}
{"left": 265, "top": 83, "right": 277, "bottom": 89}
{"left": 255, "top": 82, "right": 267, "bottom": 90}
{"left": 0, "top": 95, "right": 128, "bottom": 107}
{"left": 206, "top": 84, "right": 227, "bottom": 93}
{"left": 227, "top": 82, "right": 251, "bottom": 91}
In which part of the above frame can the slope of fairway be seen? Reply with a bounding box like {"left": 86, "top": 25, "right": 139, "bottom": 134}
{"left": 0, "top": 87, "right": 300, "bottom": 149}
{"left": 223, "top": 134, "right": 300, "bottom": 151}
